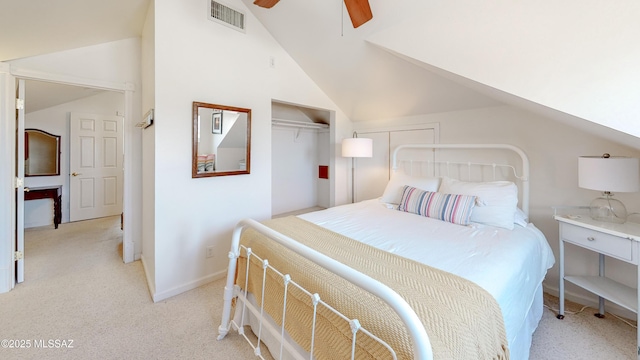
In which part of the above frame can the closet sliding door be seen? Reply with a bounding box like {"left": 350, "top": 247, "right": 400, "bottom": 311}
{"left": 355, "top": 126, "right": 437, "bottom": 202}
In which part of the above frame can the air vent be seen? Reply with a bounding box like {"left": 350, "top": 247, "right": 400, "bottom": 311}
{"left": 208, "top": 1, "right": 246, "bottom": 33}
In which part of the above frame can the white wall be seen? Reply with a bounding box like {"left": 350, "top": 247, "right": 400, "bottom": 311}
{"left": 149, "top": 0, "right": 352, "bottom": 301}
{"left": 24, "top": 91, "right": 124, "bottom": 227}
{"left": 272, "top": 126, "right": 321, "bottom": 215}
{"left": 357, "top": 104, "right": 640, "bottom": 313}
{"left": 367, "top": 0, "right": 640, "bottom": 139}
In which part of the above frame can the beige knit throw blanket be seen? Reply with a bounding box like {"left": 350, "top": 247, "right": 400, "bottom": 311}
{"left": 236, "top": 216, "right": 509, "bottom": 360}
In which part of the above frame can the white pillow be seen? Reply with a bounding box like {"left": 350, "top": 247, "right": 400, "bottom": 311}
{"left": 438, "top": 177, "right": 518, "bottom": 230}
{"left": 380, "top": 171, "right": 441, "bottom": 205}
{"left": 514, "top": 208, "right": 528, "bottom": 227}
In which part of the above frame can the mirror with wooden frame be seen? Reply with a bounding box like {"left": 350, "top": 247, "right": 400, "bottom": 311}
{"left": 25, "top": 128, "right": 61, "bottom": 177}
{"left": 192, "top": 102, "right": 251, "bottom": 178}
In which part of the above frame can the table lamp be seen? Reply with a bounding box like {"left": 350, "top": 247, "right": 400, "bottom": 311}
{"left": 578, "top": 154, "right": 640, "bottom": 223}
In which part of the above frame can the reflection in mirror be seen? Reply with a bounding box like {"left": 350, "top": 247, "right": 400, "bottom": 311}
{"left": 25, "top": 129, "right": 61, "bottom": 177}
{"left": 192, "top": 102, "right": 251, "bottom": 178}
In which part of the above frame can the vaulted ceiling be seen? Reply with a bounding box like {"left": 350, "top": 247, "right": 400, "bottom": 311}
{"left": 240, "top": 0, "right": 640, "bottom": 145}
{"left": 0, "top": 0, "right": 501, "bottom": 119}
{"left": 2, "top": 0, "right": 638, "bottom": 146}
{"left": 0, "top": 0, "right": 149, "bottom": 113}
{"left": 239, "top": 0, "right": 503, "bottom": 121}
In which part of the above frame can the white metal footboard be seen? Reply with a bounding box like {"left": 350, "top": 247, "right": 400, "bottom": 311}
{"left": 217, "top": 218, "right": 432, "bottom": 360}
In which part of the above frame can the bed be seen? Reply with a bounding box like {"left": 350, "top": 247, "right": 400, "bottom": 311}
{"left": 217, "top": 143, "right": 555, "bottom": 360}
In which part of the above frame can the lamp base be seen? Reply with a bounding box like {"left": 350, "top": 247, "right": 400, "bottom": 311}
{"left": 589, "top": 194, "right": 627, "bottom": 224}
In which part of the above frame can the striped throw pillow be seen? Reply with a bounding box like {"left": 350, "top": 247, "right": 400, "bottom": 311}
{"left": 398, "top": 185, "right": 476, "bottom": 225}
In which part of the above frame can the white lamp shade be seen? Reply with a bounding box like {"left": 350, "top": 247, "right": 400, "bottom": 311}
{"left": 578, "top": 156, "right": 640, "bottom": 192}
{"left": 342, "top": 137, "right": 373, "bottom": 158}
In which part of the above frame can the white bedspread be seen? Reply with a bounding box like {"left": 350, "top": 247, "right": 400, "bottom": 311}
{"left": 298, "top": 199, "right": 555, "bottom": 348}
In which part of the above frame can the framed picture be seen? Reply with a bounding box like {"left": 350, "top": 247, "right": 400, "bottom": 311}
{"left": 212, "top": 110, "right": 223, "bottom": 134}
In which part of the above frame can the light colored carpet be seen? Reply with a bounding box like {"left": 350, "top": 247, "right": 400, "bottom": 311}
{"left": 0, "top": 216, "right": 636, "bottom": 359}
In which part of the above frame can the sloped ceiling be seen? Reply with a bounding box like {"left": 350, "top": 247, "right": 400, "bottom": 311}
{"left": 365, "top": 1, "right": 640, "bottom": 140}
{"left": 240, "top": 0, "right": 502, "bottom": 122}
{"left": 242, "top": 0, "right": 640, "bottom": 146}
{"left": 0, "top": 0, "right": 149, "bottom": 62}
{"left": 0, "top": 0, "right": 149, "bottom": 113}
{"left": 2, "top": 0, "right": 638, "bottom": 146}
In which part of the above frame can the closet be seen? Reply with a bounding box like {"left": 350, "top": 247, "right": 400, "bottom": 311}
{"left": 271, "top": 102, "right": 331, "bottom": 217}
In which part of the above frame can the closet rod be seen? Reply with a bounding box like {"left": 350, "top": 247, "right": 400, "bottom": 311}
{"left": 271, "top": 118, "right": 329, "bottom": 129}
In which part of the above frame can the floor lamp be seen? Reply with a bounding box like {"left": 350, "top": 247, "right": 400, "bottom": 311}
{"left": 341, "top": 132, "right": 373, "bottom": 203}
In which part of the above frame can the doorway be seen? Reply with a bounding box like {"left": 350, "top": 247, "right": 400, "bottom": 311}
{"left": 19, "top": 79, "right": 128, "bottom": 284}
{"left": 5, "top": 69, "right": 137, "bottom": 292}
{"left": 23, "top": 81, "right": 125, "bottom": 227}
{"left": 271, "top": 101, "right": 331, "bottom": 217}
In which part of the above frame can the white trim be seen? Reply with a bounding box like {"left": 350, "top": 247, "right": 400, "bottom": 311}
{"left": 123, "top": 87, "right": 135, "bottom": 263}
{"left": 356, "top": 122, "right": 440, "bottom": 137}
{"left": 0, "top": 69, "right": 15, "bottom": 293}
{"left": 152, "top": 269, "right": 226, "bottom": 303}
{"left": 140, "top": 254, "right": 156, "bottom": 300}
{"left": 9, "top": 66, "right": 132, "bottom": 92}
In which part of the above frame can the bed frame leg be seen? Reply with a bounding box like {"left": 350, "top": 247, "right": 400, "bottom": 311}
{"left": 217, "top": 251, "right": 239, "bottom": 339}
{"left": 218, "top": 226, "right": 243, "bottom": 340}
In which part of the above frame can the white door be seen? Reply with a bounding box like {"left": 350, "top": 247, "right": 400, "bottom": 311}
{"left": 389, "top": 129, "right": 436, "bottom": 174}
{"left": 15, "top": 79, "right": 26, "bottom": 284}
{"left": 69, "top": 112, "right": 123, "bottom": 222}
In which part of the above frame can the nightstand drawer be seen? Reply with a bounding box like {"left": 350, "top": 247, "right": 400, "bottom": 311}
{"left": 561, "top": 223, "right": 633, "bottom": 262}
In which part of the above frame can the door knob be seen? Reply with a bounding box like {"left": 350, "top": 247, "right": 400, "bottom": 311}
{"left": 72, "top": 172, "right": 82, "bottom": 177}
{"left": 24, "top": 187, "right": 30, "bottom": 192}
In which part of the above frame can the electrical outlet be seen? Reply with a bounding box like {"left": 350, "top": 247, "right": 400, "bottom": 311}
{"left": 206, "top": 246, "right": 214, "bottom": 258}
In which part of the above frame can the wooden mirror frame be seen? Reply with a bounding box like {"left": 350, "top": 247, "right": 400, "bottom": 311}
{"left": 25, "top": 128, "right": 61, "bottom": 177}
{"left": 192, "top": 102, "right": 251, "bottom": 178}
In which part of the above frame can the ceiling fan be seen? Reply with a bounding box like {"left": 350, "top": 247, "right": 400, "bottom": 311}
{"left": 253, "top": 0, "right": 373, "bottom": 28}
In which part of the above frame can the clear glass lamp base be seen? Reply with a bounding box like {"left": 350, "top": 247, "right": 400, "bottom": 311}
{"left": 589, "top": 195, "right": 627, "bottom": 224}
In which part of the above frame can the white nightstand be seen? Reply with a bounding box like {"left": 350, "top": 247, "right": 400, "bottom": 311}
{"left": 555, "top": 214, "right": 640, "bottom": 358}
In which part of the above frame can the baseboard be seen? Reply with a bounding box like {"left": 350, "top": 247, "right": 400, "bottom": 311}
{"left": 543, "top": 283, "right": 636, "bottom": 320}
{"left": 0, "top": 267, "right": 12, "bottom": 294}
{"left": 140, "top": 254, "right": 156, "bottom": 301}
{"left": 151, "top": 269, "right": 227, "bottom": 303}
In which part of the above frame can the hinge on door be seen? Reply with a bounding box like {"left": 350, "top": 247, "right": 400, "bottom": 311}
{"left": 14, "top": 251, "right": 23, "bottom": 261}
{"left": 15, "top": 177, "right": 24, "bottom": 188}
{"left": 15, "top": 99, "right": 24, "bottom": 110}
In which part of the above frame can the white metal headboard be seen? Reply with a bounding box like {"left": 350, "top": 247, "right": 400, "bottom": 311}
{"left": 391, "top": 143, "right": 531, "bottom": 217}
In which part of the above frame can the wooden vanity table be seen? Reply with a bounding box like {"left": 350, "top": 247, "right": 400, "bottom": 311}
{"left": 25, "top": 185, "right": 62, "bottom": 229}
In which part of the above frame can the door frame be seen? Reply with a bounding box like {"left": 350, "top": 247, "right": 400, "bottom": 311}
{"left": 0, "top": 63, "right": 15, "bottom": 292}
{"left": 0, "top": 64, "right": 137, "bottom": 293}
{"left": 16, "top": 79, "right": 25, "bottom": 283}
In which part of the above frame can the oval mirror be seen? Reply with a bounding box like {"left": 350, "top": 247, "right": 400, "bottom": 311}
{"left": 192, "top": 102, "right": 251, "bottom": 178}
{"left": 25, "top": 128, "right": 61, "bottom": 177}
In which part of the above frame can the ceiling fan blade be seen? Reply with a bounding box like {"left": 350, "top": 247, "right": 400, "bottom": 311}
{"left": 254, "top": 0, "right": 280, "bottom": 9}
{"left": 344, "top": 0, "right": 373, "bottom": 28}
